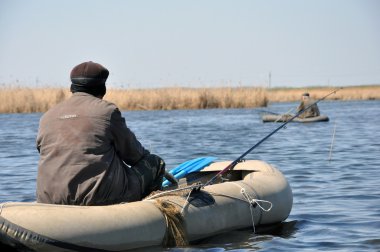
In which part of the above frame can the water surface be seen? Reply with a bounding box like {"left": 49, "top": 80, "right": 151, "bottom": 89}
{"left": 0, "top": 100, "right": 379, "bottom": 251}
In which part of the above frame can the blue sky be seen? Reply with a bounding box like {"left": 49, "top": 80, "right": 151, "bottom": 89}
{"left": 0, "top": 0, "right": 379, "bottom": 88}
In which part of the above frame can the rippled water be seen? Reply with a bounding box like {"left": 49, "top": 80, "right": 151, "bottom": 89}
{"left": 1, "top": 100, "right": 379, "bottom": 251}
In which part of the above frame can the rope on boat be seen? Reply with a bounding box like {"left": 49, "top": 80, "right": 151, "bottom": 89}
{"left": 145, "top": 180, "right": 273, "bottom": 237}
{"left": 208, "top": 182, "right": 273, "bottom": 233}
{"left": 239, "top": 187, "right": 273, "bottom": 233}
{"left": 145, "top": 186, "right": 196, "bottom": 247}
{"left": 144, "top": 184, "right": 201, "bottom": 201}
{"left": 144, "top": 184, "right": 200, "bottom": 220}
{"left": 180, "top": 192, "right": 192, "bottom": 215}
{"left": 153, "top": 199, "right": 188, "bottom": 247}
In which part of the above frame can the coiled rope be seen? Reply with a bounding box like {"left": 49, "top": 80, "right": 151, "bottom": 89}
{"left": 153, "top": 199, "right": 188, "bottom": 247}
{"left": 144, "top": 184, "right": 202, "bottom": 247}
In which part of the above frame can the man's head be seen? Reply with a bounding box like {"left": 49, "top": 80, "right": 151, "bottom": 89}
{"left": 70, "top": 61, "right": 109, "bottom": 97}
{"left": 302, "top": 92, "right": 310, "bottom": 101}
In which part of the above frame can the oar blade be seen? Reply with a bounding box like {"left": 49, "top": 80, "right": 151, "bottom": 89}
{"left": 162, "top": 157, "right": 217, "bottom": 187}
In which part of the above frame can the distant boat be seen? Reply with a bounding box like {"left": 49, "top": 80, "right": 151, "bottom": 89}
{"left": 262, "top": 114, "right": 329, "bottom": 123}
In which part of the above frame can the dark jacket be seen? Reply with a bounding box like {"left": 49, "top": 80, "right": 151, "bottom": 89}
{"left": 36, "top": 92, "right": 149, "bottom": 205}
{"left": 296, "top": 98, "right": 320, "bottom": 118}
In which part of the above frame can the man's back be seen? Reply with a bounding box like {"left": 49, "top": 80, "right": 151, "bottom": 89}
{"left": 297, "top": 97, "right": 320, "bottom": 118}
{"left": 36, "top": 92, "right": 141, "bottom": 205}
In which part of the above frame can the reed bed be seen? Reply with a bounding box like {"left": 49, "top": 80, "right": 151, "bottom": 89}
{"left": 0, "top": 87, "right": 70, "bottom": 113}
{"left": 267, "top": 85, "right": 380, "bottom": 102}
{"left": 0, "top": 87, "right": 268, "bottom": 113}
{"left": 0, "top": 85, "right": 378, "bottom": 113}
{"left": 107, "top": 87, "right": 268, "bottom": 110}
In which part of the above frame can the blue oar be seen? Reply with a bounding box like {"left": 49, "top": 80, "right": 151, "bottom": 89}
{"left": 162, "top": 157, "right": 217, "bottom": 187}
{"left": 162, "top": 157, "right": 216, "bottom": 187}
{"left": 168, "top": 157, "right": 205, "bottom": 176}
{"left": 186, "top": 157, "right": 217, "bottom": 173}
{"left": 171, "top": 157, "right": 216, "bottom": 180}
{"left": 168, "top": 157, "right": 213, "bottom": 178}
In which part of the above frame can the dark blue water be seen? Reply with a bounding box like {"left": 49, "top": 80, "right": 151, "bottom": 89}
{"left": 1, "top": 100, "right": 379, "bottom": 251}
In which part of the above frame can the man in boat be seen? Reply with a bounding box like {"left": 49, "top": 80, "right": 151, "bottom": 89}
{"left": 36, "top": 61, "right": 165, "bottom": 206}
{"left": 296, "top": 92, "right": 320, "bottom": 118}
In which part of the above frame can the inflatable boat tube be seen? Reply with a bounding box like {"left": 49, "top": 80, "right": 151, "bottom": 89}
{"left": 262, "top": 114, "right": 329, "bottom": 123}
{"left": 0, "top": 160, "right": 293, "bottom": 251}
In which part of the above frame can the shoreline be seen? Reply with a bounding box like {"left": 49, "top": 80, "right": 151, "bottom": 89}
{"left": 0, "top": 85, "right": 379, "bottom": 113}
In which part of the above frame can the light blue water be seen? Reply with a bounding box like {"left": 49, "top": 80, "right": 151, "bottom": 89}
{"left": 1, "top": 100, "right": 379, "bottom": 251}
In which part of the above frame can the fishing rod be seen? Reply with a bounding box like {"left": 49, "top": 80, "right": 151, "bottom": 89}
{"left": 202, "top": 87, "right": 343, "bottom": 188}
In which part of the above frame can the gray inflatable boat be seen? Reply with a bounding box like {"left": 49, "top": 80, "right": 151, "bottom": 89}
{"left": 262, "top": 114, "right": 329, "bottom": 123}
{"left": 0, "top": 160, "right": 293, "bottom": 251}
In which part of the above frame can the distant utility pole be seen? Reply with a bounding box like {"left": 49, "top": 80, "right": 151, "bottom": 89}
{"left": 268, "top": 71, "right": 271, "bottom": 89}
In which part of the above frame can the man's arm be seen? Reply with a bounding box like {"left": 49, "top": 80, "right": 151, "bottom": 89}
{"left": 110, "top": 108, "right": 150, "bottom": 166}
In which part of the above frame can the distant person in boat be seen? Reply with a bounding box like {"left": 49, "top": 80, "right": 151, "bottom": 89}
{"left": 36, "top": 61, "right": 165, "bottom": 206}
{"left": 296, "top": 92, "right": 320, "bottom": 118}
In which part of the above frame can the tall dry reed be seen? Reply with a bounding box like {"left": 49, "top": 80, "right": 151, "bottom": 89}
{"left": 0, "top": 85, "right": 379, "bottom": 114}
{"left": 0, "top": 87, "right": 268, "bottom": 113}
{"left": 106, "top": 87, "right": 268, "bottom": 110}
{"left": 0, "top": 87, "right": 70, "bottom": 113}
{"left": 266, "top": 85, "right": 380, "bottom": 102}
